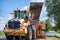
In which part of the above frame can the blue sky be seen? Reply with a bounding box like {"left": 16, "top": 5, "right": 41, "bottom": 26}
{"left": 0, "top": 0, "right": 30, "bottom": 23}
{"left": 0, "top": 0, "right": 49, "bottom": 31}
{"left": 0, "top": 0, "right": 30, "bottom": 31}
{"left": 0, "top": 0, "right": 47, "bottom": 23}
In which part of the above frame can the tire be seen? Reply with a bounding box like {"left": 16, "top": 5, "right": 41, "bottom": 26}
{"left": 6, "top": 35, "right": 13, "bottom": 40}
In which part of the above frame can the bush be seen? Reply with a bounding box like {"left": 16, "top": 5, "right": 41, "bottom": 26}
{"left": 0, "top": 31, "right": 5, "bottom": 38}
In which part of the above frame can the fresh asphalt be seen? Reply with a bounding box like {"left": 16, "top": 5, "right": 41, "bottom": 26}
{"left": 0, "top": 37, "right": 33, "bottom": 40}
{"left": 0, "top": 37, "right": 7, "bottom": 40}
{"left": 0, "top": 37, "right": 26, "bottom": 40}
{"left": 0, "top": 37, "right": 22, "bottom": 40}
{"left": 0, "top": 37, "right": 39, "bottom": 40}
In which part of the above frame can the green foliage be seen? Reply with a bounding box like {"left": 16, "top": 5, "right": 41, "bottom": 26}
{"left": 45, "top": 0, "right": 60, "bottom": 31}
{"left": 0, "top": 31, "right": 5, "bottom": 38}
{"left": 56, "top": 33, "right": 60, "bottom": 38}
{"left": 45, "top": 19, "right": 53, "bottom": 32}
{"left": 53, "top": 26, "right": 60, "bottom": 32}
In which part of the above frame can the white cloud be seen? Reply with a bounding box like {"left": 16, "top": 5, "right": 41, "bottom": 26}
{"left": 0, "top": 17, "right": 5, "bottom": 23}
{"left": 0, "top": 17, "right": 5, "bottom": 31}
{"left": 40, "top": 17, "right": 49, "bottom": 21}
{"left": 0, "top": 24, "right": 5, "bottom": 31}
{"left": 39, "top": 2, "right": 48, "bottom": 21}
{"left": 0, "top": 17, "right": 4, "bottom": 20}
{"left": 51, "top": 22, "right": 55, "bottom": 26}
{"left": 0, "top": 21, "right": 4, "bottom": 24}
{"left": 0, "top": 28, "right": 3, "bottom": 31}
{"left": 0, "top": 23, "right": 5, "bottom": 28}
{"left": 30, "top": 0, "right": 45, "bottom": 2}
{"left": 8, "top": 13, "right": 14, "bottom": 20}
{"left": 40, "top": 3, "right": 47, "bottom": 16}
{"left": 20, "top": 6, "right": 29, "bottom": 11}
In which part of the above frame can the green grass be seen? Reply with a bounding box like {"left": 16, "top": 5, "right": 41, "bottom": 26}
{"left": 56, "top": 33, "right": 60, "bottom": 38}
{"left": 47, "top": 37, "right": 60, "bottom": 40}
{"left": 0, "top": 31, "right": 5, "bottom": 38}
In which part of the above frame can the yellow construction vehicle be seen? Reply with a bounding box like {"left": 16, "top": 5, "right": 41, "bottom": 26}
{"left": 4, "top": 2, "right": 46, "bottom": 40}
{"left": 4, "top": 8, "right": 30, "bottom": 40}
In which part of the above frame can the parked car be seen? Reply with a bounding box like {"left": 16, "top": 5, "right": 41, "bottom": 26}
{"left": 45, "top": 31, "right": 57, "bottom": 37}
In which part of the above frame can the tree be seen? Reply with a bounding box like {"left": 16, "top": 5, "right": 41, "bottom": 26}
{"left": 45, "top": 0, "right": 60, "bottom": 31}
{"left": 45, "top": 19, "right": 53, "bottom": 32}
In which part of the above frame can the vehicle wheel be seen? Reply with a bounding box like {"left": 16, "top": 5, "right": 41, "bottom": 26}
{"left": 6, "top": 35, "right": 13, "bottom": 40}
{"left": 21, "top": 36, "right": 25, "bottom": 39}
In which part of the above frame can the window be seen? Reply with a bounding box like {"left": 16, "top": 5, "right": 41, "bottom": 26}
{"left": 15, "top": 11, "right": 20, "bottom": 19}
{"left": 20, "top": 11, "right": 26, "bottom": 19}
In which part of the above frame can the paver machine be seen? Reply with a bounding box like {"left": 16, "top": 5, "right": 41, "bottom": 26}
{"left": 30, "top": 2, "right": 46, "bottom": 39}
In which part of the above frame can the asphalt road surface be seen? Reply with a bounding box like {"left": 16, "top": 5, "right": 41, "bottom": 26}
{"left": 0, "top": 37, "right": 46, "bottom": 40}
{"left": 0, "top": 37, "right": 7, "bottom": 40}
{"left": 0, "top": 37, "right": 28, "bottom": 40}
{"left": 0, "top": 37, "right": 25, "bottom": 40}
{"left": 0, "top": 37, "right": 60, "bottom": 40}
{"left": 0, "top": 37, "right": 31, "bottom": 40}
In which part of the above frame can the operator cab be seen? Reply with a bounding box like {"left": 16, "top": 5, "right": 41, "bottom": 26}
{"left": 14, "top": 9, "right": 27, "bottom": 19}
